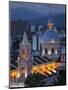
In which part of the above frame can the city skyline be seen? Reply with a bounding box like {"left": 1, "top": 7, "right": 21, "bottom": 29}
{"left": 9, "top": 1, "right": 66, "bottom": 88}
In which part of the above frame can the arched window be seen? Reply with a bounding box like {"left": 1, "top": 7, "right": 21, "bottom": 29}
{"left": 52, "top": 48, "right": 54, "bottom": 53}
{"left": 45, "top": 48, "right": 47, "bottom": 54}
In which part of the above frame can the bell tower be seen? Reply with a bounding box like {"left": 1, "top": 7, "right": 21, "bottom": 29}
{"left": 18, "top": 32, "right": 32, "bottom": 80}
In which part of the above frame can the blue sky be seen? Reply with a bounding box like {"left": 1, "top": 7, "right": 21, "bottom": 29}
{"left": 10, "top": 2, "right": 65, "bottom": 21}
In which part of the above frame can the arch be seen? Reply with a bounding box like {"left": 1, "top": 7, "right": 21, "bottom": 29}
{"left": 52, "top": 48, "right": 54, "bottom": 53}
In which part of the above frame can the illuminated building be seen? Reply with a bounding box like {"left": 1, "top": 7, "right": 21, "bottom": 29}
{"left": 10, "top": 62, "right": 64, "bottom": 80}
{"left": 41, "top": 18, "right": 60, "bottom": 60}
{"left": 32, "top": 35, "right": 37, "bottom": 51}
{"left": 31, "top": 25, "right": 41, "bottom": 56}
{"left": 18, "top": 32, "right": 32, "bottom": 81}
{"left": 31, "top": 18, "right": 60, "bottom": 59}
{"left": 31, "top": 25, "right": 36, "bottom": 32}
{"left": 10, "top": 18, "right": 66, "bottom": 87}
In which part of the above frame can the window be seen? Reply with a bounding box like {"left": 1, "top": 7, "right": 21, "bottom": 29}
{"left": 45, "top": 48, "right": 47, "bottom": 54}
{"left": 52, "top": 48, "right": 54, "bottom": 53}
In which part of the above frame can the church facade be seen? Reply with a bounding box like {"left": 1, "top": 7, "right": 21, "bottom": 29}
{"left": 32, "top": 18, "right": 60, "bottom": 60}
{"left": 18, "top": 32, "right": 32, "bottom": 81}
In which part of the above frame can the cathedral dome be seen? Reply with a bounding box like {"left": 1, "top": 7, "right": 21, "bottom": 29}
{"left": 40, "top": 18, "right": 60, "bottom": 43}
{"left": 41, "top": 28, "right": 60, "bottom": 43}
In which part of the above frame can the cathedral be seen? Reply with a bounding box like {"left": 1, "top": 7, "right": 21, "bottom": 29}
{"left": 10, "top": 18, "right": 65, "bottom": 87}
{"left": 32, "top": 18, "right": 60, "bottom": 60}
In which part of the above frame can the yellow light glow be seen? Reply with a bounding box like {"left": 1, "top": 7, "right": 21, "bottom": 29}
{"left": 51, "top": 69, "right": 56, "bottom": 73}
{"left": 10, "top": 62, "right": 61, "bottom": 79}
{"left": 40, "top": 65, "right": 52, "bottom": 75}
{"left": 48, "top": 22, "right": 54, "bottom": 29}
{"left": 51, "top": 63, "right": 56, "bottom": 69}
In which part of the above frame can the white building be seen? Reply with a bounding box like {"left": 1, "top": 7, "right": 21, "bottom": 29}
{"left": 40, "top": 18, "right": 60, "bottom": 60}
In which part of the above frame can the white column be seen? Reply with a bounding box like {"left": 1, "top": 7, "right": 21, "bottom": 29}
{"left": 55, "top": 50, "right": 58, "bottom": 54}
{"left": 48, "top": 50, "right": 51, "bottom": 55}
{"left": 42, "top": 49, "right": 45, "bottom": 56}
{"left": 25, "top": 64, "right": 28, "bottom": 78}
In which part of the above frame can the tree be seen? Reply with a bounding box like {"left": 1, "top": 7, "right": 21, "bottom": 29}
{"left": 24, "top": 73, "right": 45, "bottom": 87}
{"left": 57, "top": 70, "right": 66, "bottom": 85}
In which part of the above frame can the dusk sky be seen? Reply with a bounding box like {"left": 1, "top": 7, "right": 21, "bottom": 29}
{"left": 10, "top": 2, "right": 65, "bottom": 21}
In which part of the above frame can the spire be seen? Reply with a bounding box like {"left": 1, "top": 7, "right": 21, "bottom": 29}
{"left": 47, "top": 17, "right": 54, "bottom": 29}
{"left": 21, "top": 32, "right": 30, "bottom": 45}
{"left": 48, "top": 17, "right": 52, "bottom": 23}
